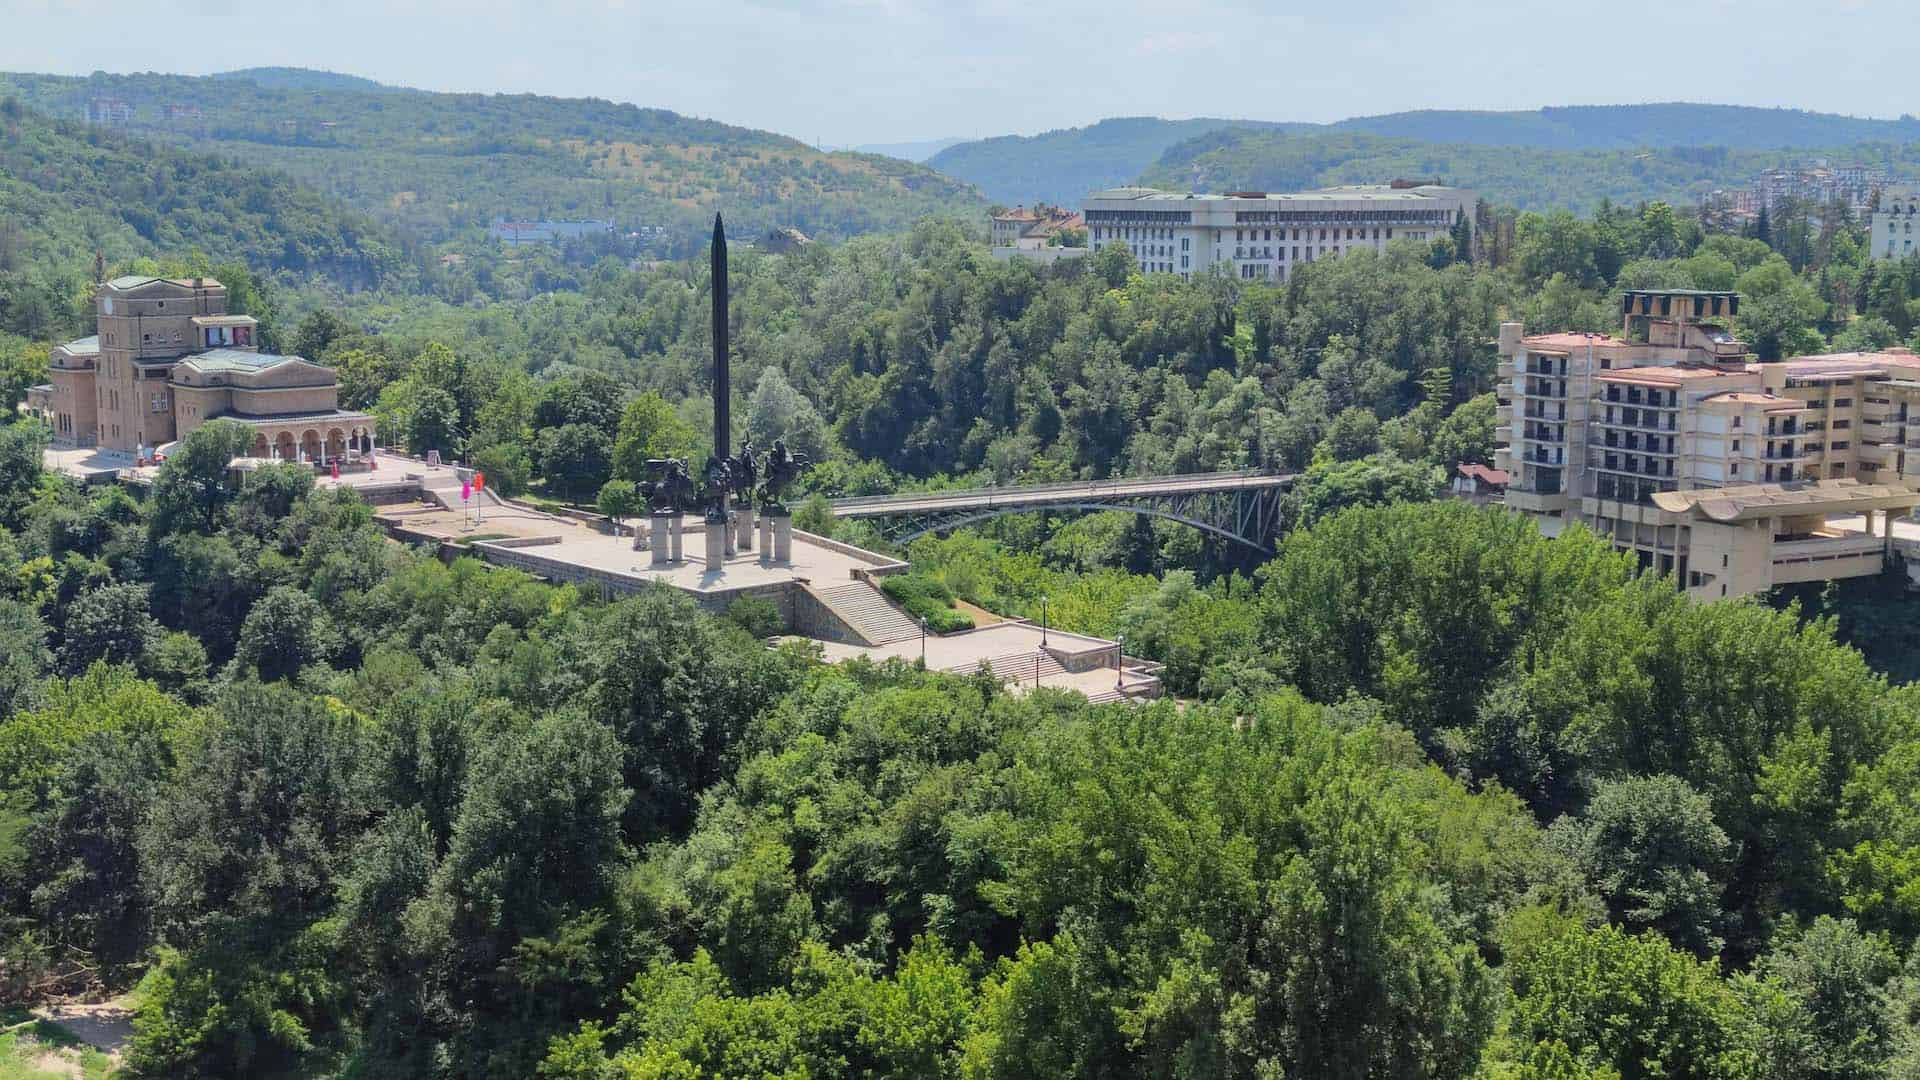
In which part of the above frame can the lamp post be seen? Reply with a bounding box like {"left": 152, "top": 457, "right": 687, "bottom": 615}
{"left": 1039, "top": 595, "right": 1049, "bottom": 647}
{"left": 919, "top": 616, "right": 928, "bottom": 667}
{"left": 1116, "top": 632, "right": 1125, "bottom": 691}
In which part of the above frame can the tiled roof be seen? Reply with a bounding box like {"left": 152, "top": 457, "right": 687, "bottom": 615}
{"left": 1456, "top": 463, "right": 1509, "bottom": 485}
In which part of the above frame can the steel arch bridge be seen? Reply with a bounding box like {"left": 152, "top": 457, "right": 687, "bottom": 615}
{"left": 829, "top": 471, "right": 1296, "bottom": 555}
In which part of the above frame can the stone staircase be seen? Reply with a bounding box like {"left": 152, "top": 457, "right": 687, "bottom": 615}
{"left": 946, "top": 650, "right": 1065, "bottom": 684}
{"left": 815, "top": 582, "right": 923, "bottom": 645}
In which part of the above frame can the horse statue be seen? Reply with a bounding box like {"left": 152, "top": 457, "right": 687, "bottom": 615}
{"left": 641, "top": 458, "right": 695, "bottom": 514}
{"left": 730, "top": 439, "right": 759, "bottom": 503}
{"left": 760, "top": 439, "right": 812, "bottom": 513}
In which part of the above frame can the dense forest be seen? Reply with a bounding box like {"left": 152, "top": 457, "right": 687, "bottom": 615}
{"left": 10, "top": 81, "right": 1920, "bottom": 1072}
{"left": 932, "top": 104, "right": 1920, "bottom": 206}
{"left": 4, "top": 417, "right": 1920, "bottom": 1077}
{"left": 0, "top": 70, "right": 986, "bottom": 253}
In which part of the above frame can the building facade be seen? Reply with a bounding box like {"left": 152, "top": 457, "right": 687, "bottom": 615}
{"left": 1872, "top": 186, "right": 1920, "bottom": 261}
{"left": 1494, "top": 289, "right": 1920, "bottom": 599}
{"left": 1082, "top": 183, "right": 1473, "bottom": 281}
{"left": 37, "top": 275, "right": 373, "bottom": 461}
{"left": 989, "top": 204, "right": 1088, "bottom": 264}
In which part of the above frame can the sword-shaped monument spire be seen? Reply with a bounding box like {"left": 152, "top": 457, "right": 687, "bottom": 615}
{"left": 712, "top": 213, "right": 729, "bottom": 466}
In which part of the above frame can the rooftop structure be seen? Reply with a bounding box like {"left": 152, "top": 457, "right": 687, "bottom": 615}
{"left": 1081, "top": 184, "right": 1473, "bottom": 281}
{"left": 1494, "top": 288, "right": 1920, "bottom": 599}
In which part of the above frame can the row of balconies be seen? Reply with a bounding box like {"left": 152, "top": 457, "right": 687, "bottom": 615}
{"left": 1602, "top": 389, "right": 1680, "bottom": 408}
{"left": 1595, "top": 456, "right": 1677, "bottom": 478}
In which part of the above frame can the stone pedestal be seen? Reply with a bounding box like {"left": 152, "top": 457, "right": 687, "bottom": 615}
{"left": 771, "top": 512, "right": 793, "bottom": 564}
{"left": 759, "top": 513, "right": 775, "bottom": 566}
{"left": 724, "top": 510, "right": 738, "bottom": 556}
{"left": 668, "top": 516, "right": 684, "bottom": 564}
{"left": 735, "top": 508, "right": 754, "bottom": 551}
{"left": 650, "top": 513, "right": 673, "bottom": 565}
{"left": 704, "top": 519, "right": 728, "bottom": 573}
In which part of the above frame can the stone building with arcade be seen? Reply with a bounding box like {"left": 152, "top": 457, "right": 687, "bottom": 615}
{"left": 30, "top": 275, "right": 373, "bottom": 462}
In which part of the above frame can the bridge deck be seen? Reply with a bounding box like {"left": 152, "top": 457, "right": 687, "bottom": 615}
{"left": 831, "top": 471, "right": 1295, "bottom": 518}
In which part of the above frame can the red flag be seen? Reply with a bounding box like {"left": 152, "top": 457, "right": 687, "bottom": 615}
{"left": 474, "top": 471, "right": 486, "bottom": 491}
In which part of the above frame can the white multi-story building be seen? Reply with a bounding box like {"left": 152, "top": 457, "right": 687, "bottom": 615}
{"left": 1082, "top": 183, "right": 1474, "bottom": 281}
{"left": 1871, "top": 187, "right": 1920, "bottom": 261}
{"left": 1494, "top": 289, "right": 1920, "bottom": 599}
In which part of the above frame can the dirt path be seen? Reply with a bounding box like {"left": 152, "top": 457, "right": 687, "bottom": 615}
{"left": 33, "top": 998, "right": 134, "bottom": 1058}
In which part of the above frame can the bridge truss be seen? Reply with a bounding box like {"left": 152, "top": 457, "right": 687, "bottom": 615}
{"left": 831, "top": 473, "right": 1293, "bottom": 555}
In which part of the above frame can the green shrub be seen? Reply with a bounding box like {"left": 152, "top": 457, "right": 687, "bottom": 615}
{"left": 879, "top": 574, "right": 974, "bottom": 633}
{"left": 727, "top": 595, "right": 785, "bottom": 639}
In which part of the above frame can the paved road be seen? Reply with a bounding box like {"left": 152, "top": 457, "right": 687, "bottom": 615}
{"left": 830, "top": 470, "right": 1296, "bottom": 518}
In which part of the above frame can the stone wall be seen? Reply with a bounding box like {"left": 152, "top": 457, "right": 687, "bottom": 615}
{"left": 791, "top": 584, "right": 870, "bottom": 645}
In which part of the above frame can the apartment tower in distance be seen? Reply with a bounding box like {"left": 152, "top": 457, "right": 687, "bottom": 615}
{"left": 1494, "top": 290, "right": 1920, "bottom": 599}
{"left": 1082, "top": 182, "right": 1473, "bottom": 281}
{"left": 1872, "top": 186, "right": 1920, "bottom": 261}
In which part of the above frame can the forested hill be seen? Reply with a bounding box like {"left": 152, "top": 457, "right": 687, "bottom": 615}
{"left": 1330, "top": 103, "right": 1920, "bottom": 149}
{"left": 926, "top": 116, "right": 1313, "bottom": 204}
{"left": 932, "top": 104, "right": 1920, "bottom": 206}
{"left": 1138, "top": 127, "right": 1920, "bottom": 212}
{"left": 0, "top": 97, "right": 422, "bottom": 338}
{"left": 208, "top": 67, "right": 399, "bottom": 94}
{"left": 0, "top": 69, "right": 986, "bottom": 252}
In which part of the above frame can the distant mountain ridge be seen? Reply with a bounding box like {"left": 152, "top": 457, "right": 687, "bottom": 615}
{"left": 1136, "top": 127, "right": 1920, "bottom": 213}
{"left": 853, "top": 137, "right": 966, "bottom": 162}
{"left": 1327, "top": 103, "right": 1920, "bottom": 150}
{"left": 931, "top": 104, "right": 1920, "bottom": 206}
{"left": 0, "top": 68, "right": 984, "bottom": 252}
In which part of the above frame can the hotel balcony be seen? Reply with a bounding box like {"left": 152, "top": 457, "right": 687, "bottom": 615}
{"left": 1861, "top": 421, "right": 1899, "bottom": 443}
{"left": 1496, "top": 359, "right": 1515, "bottom": 380}
{"left": 1763, "top": 444, "right": 1820, "bottom": 461}
{"left": 1494, "top": 425, "right": 1514, "bottom": 445}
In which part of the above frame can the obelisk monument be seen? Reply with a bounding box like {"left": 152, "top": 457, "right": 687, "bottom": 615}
{"left": 704, "top": 214, "right": 731, "bottom": 572}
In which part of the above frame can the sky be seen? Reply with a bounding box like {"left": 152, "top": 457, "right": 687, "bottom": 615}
{"left": 0, "top": 0, "right": 1910, "bottom": 147}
